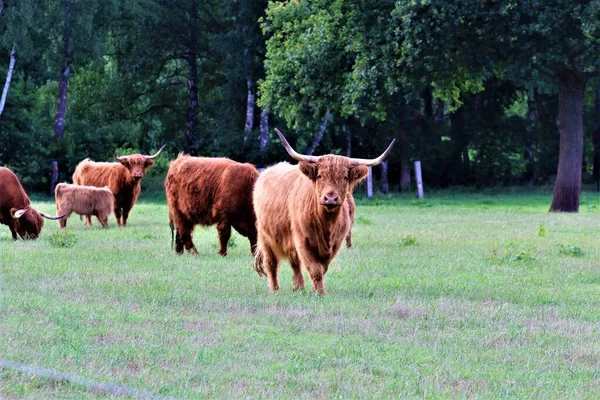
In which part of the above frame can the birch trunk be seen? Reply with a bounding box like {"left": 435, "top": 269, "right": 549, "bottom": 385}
{"left": 0, "top": 42, "right": 16, "bottom": 117}
{"left": 344, "top": 123, "right": 351, "bottom": 157}
{"left": 243, "top": 77, "right": 255, "bottom": 145}
{"left": 185, "top": 0, "right": 199, "bottom": 155}
{"left": 53, "top": 60, "right": 71, "bottom": 139}
{"left": 259, "top": 108, "right": 269, "bottom": 153}
{"left": 306, "top": 109, "right": 330, "bottom": 155}
{"left": 380, "top": 161, "right": 389, "bottom": 194}
{"left": 525, "top": 90, "right": 536, "bottom": 185}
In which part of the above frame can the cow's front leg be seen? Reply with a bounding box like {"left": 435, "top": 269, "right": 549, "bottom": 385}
{"left": 216, "top": 222, "right": 231, "bottom": 256}
{"left": 290, "top": 253, "right": 305, "bottom": 291}
{"left": 114, "top": 207, "right": 122, "bottom": 227}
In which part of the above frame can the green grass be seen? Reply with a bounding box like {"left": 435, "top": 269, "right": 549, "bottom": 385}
{"left": 1, "top": 189, "right": 599, "bottom": 398}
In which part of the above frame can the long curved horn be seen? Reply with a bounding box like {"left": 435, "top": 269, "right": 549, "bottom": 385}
{"left": 12, "top": 209, "right": 28, "bottom": 219}
{"left": 275, "top": 128, "right": 320, "bottom": 163}
{"left": 144, "top": 144, "right": 166, "bottom": 160}
{"left": 349, "top": 138, "right": 396, "bottom": 166}
{"left": 39, "top": 211, "right": 67, "bottom": 220}
{"left": 114, "top": 151, "right": 126, "bottom": 161}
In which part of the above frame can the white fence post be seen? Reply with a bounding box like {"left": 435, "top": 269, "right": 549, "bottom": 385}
{"left": 414, "top": 160, "right": 424, "bottom": 199}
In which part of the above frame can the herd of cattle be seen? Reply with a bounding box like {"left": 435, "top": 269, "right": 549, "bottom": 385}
{"left": 0, "top": 129, "right": 394, "bottom": 294}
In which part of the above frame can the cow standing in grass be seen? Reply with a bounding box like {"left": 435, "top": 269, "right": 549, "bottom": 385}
{"left": 0, "top": 167, "right": 65, "bottom": 239}
{"left": 55, "top": 183, "right": 114, "bottom": 228}
{"left": 72, "top": 146, "right": 164, "bottom": 227}
{"left": 165, "top": 155, "right": 259, "bottom": 256}
{"left": 253, "top": 129, "right": 394, "bottom": 295}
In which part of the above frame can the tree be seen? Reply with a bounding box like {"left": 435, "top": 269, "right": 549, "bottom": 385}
{"left": 396, "top": 1, "right": 600, "bottom": 211}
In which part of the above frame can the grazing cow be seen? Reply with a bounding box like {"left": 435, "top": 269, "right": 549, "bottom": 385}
{"left": 0, "top": 167, "right": 65, "bottom": 239}
{"left": 72, "top": 146, "right": 165, "bottom": 227}
{"left": 165, "top": 155, "right": 259, "bottom": 256}
{"left": 253, "top": 129, "right": 394, "bottom": 295}
{"left": 55, "top": 183, "right": 114, "bottom": 228}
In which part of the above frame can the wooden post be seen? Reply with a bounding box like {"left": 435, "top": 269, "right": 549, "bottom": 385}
{"left": 414, "top": 160, "right": 424, "bottom": 199}
{"left": 50, "top": 161, "right": 59, "bottom": 195}
{"left": 366, "top": 166, "right": 373, "bottom": 199}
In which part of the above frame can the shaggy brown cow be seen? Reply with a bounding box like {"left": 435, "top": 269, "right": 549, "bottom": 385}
{"left": 165, "top": 155, "right": 259, "bottom": 256}
{"left": 55, "top": 183, "right": 114, "bottom": 228}
{"left": 253, "top": 129, "right": 394, "bottom": 295}
{"left": 0, "top": 167, "right": 65, "bottom": 239}
{"left": 72, "top": 146, "right": 164, "bottom": 227}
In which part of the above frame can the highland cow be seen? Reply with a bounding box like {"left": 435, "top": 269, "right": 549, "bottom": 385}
{"left": 0, "top": 167, "right": 65, "bottom": 239}
{"left": 55, "top": 183, "right": 114, "bottom": 228}
{"left": 72, "top": 146, "right": 164, "bottom": 227}
{"left": 165, "top": 155, "right": 259, "bottom": 256}
{"left": 253, "top": 129, "right": 394, "bottom": 295}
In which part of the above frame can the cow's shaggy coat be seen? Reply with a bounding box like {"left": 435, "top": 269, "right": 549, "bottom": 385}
{"left": 55, "top": 183, "right": 114, "bottom": 228}
{"left": 72, "top": 147, "right": 163, "bottom": 227}
{"left": 0, "top": 167, "right": 63, "bottom": 239}
{"left": 252, "top": 129, "right": 394, "bottom": 295}
{"left": 165, "top": 155, "right": 259, "bottom": 256}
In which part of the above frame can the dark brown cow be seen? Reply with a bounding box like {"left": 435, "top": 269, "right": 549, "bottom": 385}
{"left": 253, "top": 129, "right": 394, "bottom": 295}
{"left": 165, "top": 154, "right": 259, "bottom": 256}
{"left": 72, "top": 146, "right": 164, "bottom": 227}
{"left": 55, "top": 183, "right": 114, "bottom": 228}
{"left": 0, "top": 167, "right": 65, "bottom": 239}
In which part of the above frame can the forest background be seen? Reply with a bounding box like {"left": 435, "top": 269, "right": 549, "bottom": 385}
{"left": 0, "top": 0, "right": 599, "bottom": 212}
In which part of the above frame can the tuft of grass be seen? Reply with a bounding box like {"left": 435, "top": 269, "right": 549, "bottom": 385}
{"left": 500, "top": 242, "right": 535, "bottom": 263}
{"left": 538, "top": 224, "right": 547, "bottom": 237}
{"left": 399, "top": 234, "right": 417, "bottom": 246}
{"left": 46, "top": 230, "right": 78, "bottom": 248}
{"left": 558, "top": 244, "right": 584, "bottom": 257}
{"left": 356, "top": 216, "right": 372, "bottom": 225}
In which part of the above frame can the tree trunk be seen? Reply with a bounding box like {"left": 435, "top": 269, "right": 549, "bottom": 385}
{"left": 380, "top": 161, "right": 389, "bottom": 194}
{"left": 592, "top": 87, "right": 600, "bottom": 192}
{"left": 53, "top": 0, "right": 73, "bottom": 140}
{"left": 53, "top": 60, "right": 71, "bottom": 139}
{"left": 550, "top": 71, "right": 585, "bottom": 212}
{"left": 185, "top": 0, "right": 199, "bottom": 155}
{"left": 524, "top": 90, "right": 536, "bottom": 185}
{"left": 259, "top": 108, "right": 269, "bottom": 153}
{"left": 306, "top": 109, "right": 330, "bottom": 155}
{"left": 434, "top": 98, "right": 444, "bottom": 121}
{"left": 423, "top": 86, "right": 433, "bottom": 119}
{"left": 344, "top": 123, "right": 351, "bottom": 157}
{"left": 243, "top": 77, "right": 255, "bottom": 145}
{"left": 0, "top": 42, "right": 16, "bottom": 117}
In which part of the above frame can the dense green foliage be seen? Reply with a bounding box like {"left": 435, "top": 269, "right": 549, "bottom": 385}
{"left": 0, "top": 1, "right": 599, "bottom": 195}
{"left": 1, "top": 192, "right": 599, "bottom": 397}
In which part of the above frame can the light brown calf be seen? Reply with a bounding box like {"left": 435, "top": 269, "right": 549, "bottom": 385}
{"left": 55, "top": 183, "right": 114, "bottom": 228}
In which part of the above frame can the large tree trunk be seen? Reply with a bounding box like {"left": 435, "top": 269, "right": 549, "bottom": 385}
{"left": 243, "top": 77, "right": 255, "bottom": 145}
{"left": 423, "top": 86, "right": 433, "bottom": 118}
{"left": 306, "top": 109, "right": 330, "bottom": 155}
{"left": 53, "top": 60, "right": 71, "bottom": 139}
{"left": 550, "top": 71, "right": 585, "bottom": 212}
{"left": 185, "top": 0, "right": 199, "bottom": 155}
{"left": 593, "top": 88, "right": 600, "bottom": 192}
{"left": 259, "top": 108, "right": 269, "bottom": 153}
{"left": 0, "top": 42, "right": 16, "bottom": 117}
{"left": 524, "top": 90, "right": 536, "bottom": 185}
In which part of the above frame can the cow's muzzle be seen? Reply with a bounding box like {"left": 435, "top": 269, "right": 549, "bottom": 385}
{"left": 321, "top": 193, "right": 341, "bottom": 211}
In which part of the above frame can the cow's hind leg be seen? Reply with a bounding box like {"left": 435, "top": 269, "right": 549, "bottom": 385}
{"left": 216, "top": 221, "right": 231, "bottom": 256}
{"left": 262, "top": 245, "right": 280, "bottom": 293}
{"left": 97, "top": 212, "right": 109, "bottom": 228}
{"left": 173, "top": 217, "right": 198, "bottom": 255}
{"left": 84, "top": 214, "right": 92, "bottom": 226}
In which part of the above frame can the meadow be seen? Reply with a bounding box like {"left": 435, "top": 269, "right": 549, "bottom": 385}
{"left": 1, "top": 188, "right": 599, "bottom": 399}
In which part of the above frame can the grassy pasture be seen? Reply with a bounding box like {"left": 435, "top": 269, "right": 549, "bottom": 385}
{"left": 1, "top": 189, "right": 599, "bottom": 398}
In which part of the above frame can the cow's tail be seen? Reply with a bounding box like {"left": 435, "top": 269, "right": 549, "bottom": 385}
{"left": 169, "top": 219, "right": 175, "bottom": 250}
{"left": 253, "top": 246, "right": 266, "bottom": 277}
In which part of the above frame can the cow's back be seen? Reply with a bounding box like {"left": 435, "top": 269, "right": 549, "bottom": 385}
{"left": 0, "top": 167, "right": 30, "bottom": 224}
{"left": 166, "top": 155, "right": 257, "bottom": 226}
{"left": 72, "top": 159, "right": 123, "bottom": 193}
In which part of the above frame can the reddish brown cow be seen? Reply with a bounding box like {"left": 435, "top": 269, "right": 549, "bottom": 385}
{"left": 253, "top": 129, "right": 394, "bottom": 295}
{"left": 165, "top": 155, "right": 259, "bottom": 256}
{"left": 55, "top": 183, "right": 114, "bottom": 228}
{"left": 345, "top": 192, "right": 355, "bottom": 248}
{"left": 0, "top": 167, "right": 65, "bottom": 239}
{"left": 72, "top": 146, "right": 164, "bottom": 227}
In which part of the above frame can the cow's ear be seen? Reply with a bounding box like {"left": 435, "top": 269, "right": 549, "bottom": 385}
{"left": 348, "top": 165, "right": 368, "bottom": 183}
{"left": 299, "top": 161, "right": 318, "bottom": 181}
{"left": 118, "top": 158, "right": 130, "bottom": 167}
{"left": 144, "top": 159, "right": 155, "bottom": 168}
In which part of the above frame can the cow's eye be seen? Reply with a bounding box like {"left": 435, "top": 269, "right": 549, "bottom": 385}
{"left": 316, "top": 174, "right": 322, "bottom": 179}
{"left": 344, "top": 175, "right": 349, "bottom": 181}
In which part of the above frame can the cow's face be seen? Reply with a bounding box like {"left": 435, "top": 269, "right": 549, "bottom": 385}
{"left": 119, "top": 155, "right": 155, "bottom": 181}
{"left": 11, "top": 208, "right": 44, "bottom": 239}
{"left": 300, "top": 155, "right": 368, "bottom": 213}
